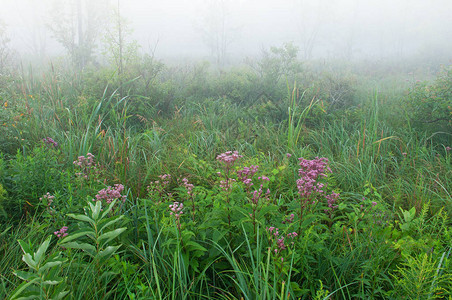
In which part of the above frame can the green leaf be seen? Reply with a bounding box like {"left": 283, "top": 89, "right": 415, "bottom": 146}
{"left": 34, "top": 236, "right": 52, "bottom": 265}
{"left": 91, "top": 201, "right": 102, "bottom": 220}
{"left": 97, "top": 245, "right": 120, "bottom": 260}
{"left": 67, "top": 213, "right": 94, "bottom": 225}
{"left": 59, "top": 242, "right": 96, "bottom": 256}
{"left": 21, "top": 253, "right": 36, "bottom": 269}
{"left": 100, "top": 200, "right": 118, "bottom": 220}
{"left": 98, "top": 216, "right": 124, "bottom": 232}
{"left": 13, "top": 271, "right": 38, "bottom": 281}
{"left": 97, "top": 228, "right": 126, "bottom": 246}
{"left": 8, "top": 277, "right": 40, "bottom": 300}
{"left": 41, "top": 279, "right": 62, "bottom": 285}
{"left": 59, "top": 231, "right": 94, "bottom": 244}
{"left": 17, "top": 240, "right": 31, "bottom": 257}
{"left": 52, "top": 290, "right": 70, "bottom": 300}
{"left": 39, "top": 260, "right": 65, "bottom": 272}
{"left": 185, "top": 241, "right": 208, "bottom": 253}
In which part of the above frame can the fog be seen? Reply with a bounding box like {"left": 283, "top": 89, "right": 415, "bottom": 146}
{"left": 1, "top": 0, "right": 452, "bottom": 64}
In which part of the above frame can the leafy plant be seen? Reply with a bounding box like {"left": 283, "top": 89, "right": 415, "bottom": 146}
{"left": 9, "top": 236, "right": 69, "bottom": 300}
{"left": 59, "top": 200, "right": 127, "bottom": 297}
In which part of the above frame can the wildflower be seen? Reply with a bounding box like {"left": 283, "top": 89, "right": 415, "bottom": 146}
{"left": 402, "top": 152, "right": 407, "bottom": 157}
{"left": 296, "top": 157, "right": 331, "bottom": 199}
{"left": 94, "top": 184, "right": 126, "bottom": 204}
{"left": 216, "top": 151, "right": 242, "bottom": 167}
{"left": 276, "top": 238, "right": 286, "bottom": 252}
{"left": 237, "top": 165, "right": 259, "bottom": 185}
{"left": 266, "top": 226, "right": 275, "bottom": 233}
{"left": 169, "top": 202, "right": 184, "bottom": 219}
{"left": 42, "top": 137, "right": 58, "bottom": 148}
{"left": 287, "top": 232, "right": 298, "bottom": 239}
{"left": 286, "top": 153, "right": 292, "bottom": 158}
{"left": 74, "top": 153, "right": 97, "bottom": 180}
{"left": 159, "top": 174, "right": 171, "bottom": 186}
{"left": 258, "top": 176, "right": 270, "bottom": 181}
{"left": 372, "top": 201, "right": 377, "bottom": 207}
{"left": 54, "top": 226, "right": 68, "bottom": 239}
{"left": 219, "top": 178, "right": 236, "bottom": 191}
{"left": 181, "top": 178, "right": 194, "bottom": 196}
{"left": 147, "top": 174, "right": 172, "bottom": 202}
{"left": 282, "top": 213, "right": 295, "bottom": 224}
{"left": 326, "top": 192, "right": 340, "bottom": 210}
{"left": 446, "top": 146, "right": 451, "bottom": 152}
{"left": 40, "top": 192, "right": 55, "bottom": 206}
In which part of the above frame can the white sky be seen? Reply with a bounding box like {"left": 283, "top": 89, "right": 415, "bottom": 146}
{"left": 1, "top": 0, "right": 451, "bottom": 61}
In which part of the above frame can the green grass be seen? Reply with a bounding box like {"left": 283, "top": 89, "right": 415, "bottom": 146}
{"left": 1, "top": 58, "right": 451, "bottom": 299}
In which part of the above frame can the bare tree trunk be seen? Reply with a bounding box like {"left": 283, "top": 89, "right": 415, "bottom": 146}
{"left": 117, "top": 0, "right": 123, "bottom": 97}
{"left": 77, "top": 0, "right": 84, "bottom": 68}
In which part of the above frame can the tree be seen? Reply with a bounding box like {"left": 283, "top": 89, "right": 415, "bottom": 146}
{"left": 47, "top": 0, "right": 105, "bottom": 69}
{"left": 199, "top": 0, "right": 239, "bottom": 69}
{"left": 102, "top": 0, "right": 140, "bottom": 95}
{"left": 293, "top": 0, "right": 329, "bottom": 60}
{"left": 0, "top": 20, "right": 11, "bottom": 74}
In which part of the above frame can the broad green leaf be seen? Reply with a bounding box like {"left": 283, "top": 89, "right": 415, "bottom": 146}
{"left": 100, "top": 200, "right": 118, "bottom": 220}
{"left": 97, "top": 227, "right": 126, "bottom": 246}
{"left": 67, "top": 213, "right": 94, "bottom": 225}
{"left": 97, "top": 245, "right": 120, "bottom": 259}
{"left": 34, "top": 236, "right": 52, "bottom": 265}
{"left": 98, "top": 216, "right": 123, "bottom": 232}
{"left": 17, "top": 240, "right": 31, "bottom": 257}
{"left": 59, "top": 231, "right": 94, "bottom": 244}
{"left": 99, "top": 271, "right": 119, "bottom": 280}
{"left": 21, "top": 253, "right": 36, "bottom": 269}
{"left": 52, "top": 290, "right": 70, "bottom": 300}
{"left": 92, "top": 201, "right": 102, "bottom": 220}
{"left": 13, "top": 271, "right": 38, "bottom": 281}
{"left": 39, "top": 260, "right": 65, "bottom": 272}
{"left": 41, "top": 279, "right": 62, "bottom": 286}
{"left": 185, "top": 241, "right": 208, "bottom": 253}
{"left": 8, "top": 277, "right": 40, "bottom": 300}
{"left": 59, "top": 242, "right": 96, "bottom": 256}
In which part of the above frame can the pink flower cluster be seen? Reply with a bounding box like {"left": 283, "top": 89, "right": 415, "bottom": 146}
{"left": 251, "top": 184, "right": 270, "bottom": 205}
{"left": 40, "top": 192, "right": 55, "bottom": 206}
{"left": 158, "top": 174, "right": 171, "bottom": 186}
{"left": 42, "top": 137, "right": 58, "bottom": 148}
{"left": 296, "top": 157, "right": 331, "bottom": 199}
{"left": 282, "top": 213, "right": 295, "bottom": 224}
{"left": 94, "top": 184, "right": 126, "bottom": 204}
{"left": 54, "top": 226, "right": 68, "bottom": 239}
{"left": 237, "top": 165, "right": 259, "bottom": 188}
{"left": 147, "top": 174, "right": 173, "bottom": 204}
{"left": 219, "top": 178, "right": 236, "bottom": 191}
{"left": 73, "top": 153, "right": 97, "bottom": 179}
{"left": 181, "top": 178, "right": 194, "bottom": 196}
{"left": 216, "top": 151, "right": 242, "bottom": 167}
{"left": 266, "top": 227, "right": 298, "bottom": 254}
{"left": 446, "top": 146, "right": 451, "bottom": 152}
{"left": 326, "top": 192, "right": 340, "bottom": 210}
{"left": 147, "top": 174, "right": 171, "bottom": 193}
{"left": 169, "top": 202, "right": 184, "bottom": 219}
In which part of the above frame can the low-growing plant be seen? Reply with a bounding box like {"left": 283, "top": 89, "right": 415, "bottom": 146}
{"left": 9, "top": 236, "right": 69, "bottom": 300}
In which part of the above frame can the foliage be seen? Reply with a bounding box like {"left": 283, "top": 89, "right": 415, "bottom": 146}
{"left": 405, "top": 65, "right": 452, "bottom": 135}
{"left": 9, "top": 236, "right": 69, "bottom": 300}
{"left": 0, "top": 49, "right": 451, "bottom": 298}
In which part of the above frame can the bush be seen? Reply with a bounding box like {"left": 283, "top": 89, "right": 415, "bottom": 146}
{"left": 405, "top": 65, "right": 452, "bottom": 135}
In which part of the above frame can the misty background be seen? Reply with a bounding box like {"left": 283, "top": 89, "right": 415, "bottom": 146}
{"left": 1, "top": 0, "right": 452, "bottom": 67}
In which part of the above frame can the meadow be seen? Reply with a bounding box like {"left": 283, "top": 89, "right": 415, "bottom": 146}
{"left": 0, "top": 49, "right": 451, "bottom": 299}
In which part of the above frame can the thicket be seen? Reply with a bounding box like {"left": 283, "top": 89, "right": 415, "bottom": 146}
{"left": 0, "top": 45, "right": 451, "bottom": 299}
